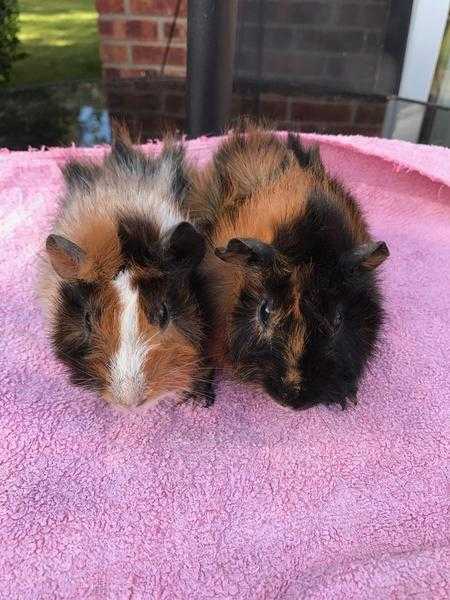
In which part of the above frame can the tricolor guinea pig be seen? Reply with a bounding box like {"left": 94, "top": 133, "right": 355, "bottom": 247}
{"left": 40, "top": 135, "right": 214, "bottom": 409}
{"left": 190, "top": 126, "right": 389, "bottom": 409}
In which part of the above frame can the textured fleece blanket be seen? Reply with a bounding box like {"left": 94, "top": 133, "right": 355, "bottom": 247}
{"left": 0, "top": 134, "right": 449, "bottom": 599}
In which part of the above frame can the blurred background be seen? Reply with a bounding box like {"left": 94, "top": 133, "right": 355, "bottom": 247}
{"left": 1, "top": 0, "right": 449, "bottom": 149}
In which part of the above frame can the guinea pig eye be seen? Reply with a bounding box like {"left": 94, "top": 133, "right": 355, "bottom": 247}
{"left": 259, "top": 299, "right": 272, "bottom": 327}
{"left": 84, "top": 309, "right": 92, "bottom": 334}
{"left": 333, "top": 305, "right": 344, "bottom": 331}
{"left": 158, "top": 303, "right": 169, "bottom": 329}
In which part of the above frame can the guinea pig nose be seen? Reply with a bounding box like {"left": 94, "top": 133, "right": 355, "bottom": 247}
{"left": 123, "top": 390, "right": 146, "bottom": 407}
{"left": 275, "top": 384, "right": 304, "bottom": 408}
{"left": 108, "top": 382, "right": 147, "bottom": 408}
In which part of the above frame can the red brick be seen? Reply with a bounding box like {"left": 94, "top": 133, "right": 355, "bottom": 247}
{"left": 355, "top": 127, "right": 380, "bottom": 137}
{"left": 164, "top": 94, "right": 185, "bottom": 115}
{"left": 141, "top": 116, "right": 163, "bottom": 132}
{"left": 141, "top": 116, "right": 186, "bottom": 139}
{"left": 122, "top": 93, "right": 161, "bottom": 110}
{"left": 103, "top": 67, "right": 121, "bottom": 81}
{"left": 100, "top": 43, "right": 129, "bottom": 64}
{"left": 132, "top": 45, "right": 165, "bottom": 64}
{"left": 230, "top": 94, "right": 256, "bottom": 118}
{"left": 276, "top": 121, "right": 302, "bottom": 132}
{"left": 126, "top": 19, "right": 159, "bottom": 40}
{"left": 130, "top": 0, "right": 187, "bottom": 17}
{"left": 354, "top": 103, "right": 385, "bottom": 125}
{"left": 336, "top": 125, "right": 381, "bottom": 137}
{"left": 99, "top": 19, "right": 127, "bottom": 38}
{"left": 163, "top": 20, "right": 187, "bottom": 43}
{"left": 260, "top": 94, "right": 288, "bottom": 120}
{"left": 103, "top": 68, "right": 149, "bottom": 81}
{"left": 105, "top": 91, "right": 124, "bottom": 110}
{"left": 132, "top": 45, "right": 185, "bottom": 66}
{"left": 141, "top": 93, "right": 162, "bottom": 110}
{"left": 161, "top": 65, "right": 186, "bottom": 77}
{"left": 165, "top": 46, "right": 186, "bottom": 66}
{"left": 99, "top": 20, "right": 113, "bottom": 35}
{"left": 142, "top": 115, "right": 185, "bottom": 138}
{"left": 96, "top": 0, "right": 124, "bottom": 13}
{"left": 135, "top": 75, "right": 173, "bottom": 90}
{"left": 291, "top": 101, "right": 353, "bottom": 123}
{"left": 119, "top": 68, "right": 149, "bottom": 78}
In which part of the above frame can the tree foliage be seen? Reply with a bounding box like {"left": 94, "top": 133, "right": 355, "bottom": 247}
{"left": 0, "top": 0, "right": 21, "bottom": 83}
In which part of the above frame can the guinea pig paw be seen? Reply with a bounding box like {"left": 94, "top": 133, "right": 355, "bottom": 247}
{"left": 181, "top": 383, "right": 216, "bottom": 408}
{"left": 198, "top": 391, "right": 216, "bottom": 408}
{"left": 336, "top": 396, "right": 357, "bottom": 410}
{"left": 176, "top": 391, "right": 192, "bottom": 406}
{"left": 348, "top": 395, "right": 358, "bottom": 407}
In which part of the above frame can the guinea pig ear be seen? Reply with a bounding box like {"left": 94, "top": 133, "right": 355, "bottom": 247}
{"left": 215, "top": 238, "right": 276, "bottom": 266}
{"left": 46, "top": 234, "right": 86, "bottom": 279}
{"left": 343, "top": 241, "right": 390, "bottom": 272}
{"left": 166, "top": 222, "right": 206, "bottom": 269}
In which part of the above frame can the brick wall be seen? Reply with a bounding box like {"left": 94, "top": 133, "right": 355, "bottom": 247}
{"left": 96, "top": 0, "right": 393, "bottom": 94}
{"left": 235, "top": 0, "right": 393, "bottom": 95}
{"left": 96, "top": 0, "right": 187, "bottom": 80}
{"left": 96, "top": 0, "right": 389, "bottom": 139}
{"left": 106, "top": 77, "right": 386, "bottom": 142}
{"left": 250, "top": 92, "right": 386, "bottom": 136}
{"left": 105, "top": 76, "right": 186, "bottom": 139}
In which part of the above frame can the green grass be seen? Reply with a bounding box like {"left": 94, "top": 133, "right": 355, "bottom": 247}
{"left": 7, "top": 0, "right": 101, "bottom": 87}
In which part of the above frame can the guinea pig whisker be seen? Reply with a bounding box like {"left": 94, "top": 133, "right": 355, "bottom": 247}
{"left": 165, "top": 360, "right": 204, "bottom": 373}
{"left": 55, "top": 347, "right": 95, "bottom": 371}
{"left": 145, "top": 331, "right": 162, "bottom": 345}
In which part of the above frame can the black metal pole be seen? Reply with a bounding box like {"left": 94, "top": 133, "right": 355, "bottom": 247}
{"left": 186, "top": 0, "right": 238, "bottom": 138}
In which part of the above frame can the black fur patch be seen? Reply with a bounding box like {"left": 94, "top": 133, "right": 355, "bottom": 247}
{"left": 287, "top": 134, "right": 314, "bottom": 168}
{"left": 287, "top": 134, "right": 324, "bottom": 175}
{"left": 178, "top": 268, "right": 216, "bottom": 404}
{"left": 275, "top": 187, "right": 354, "bottom": 268}
{"left": 53, "top": 281, "right": 103, "bottom": 391}
{"left": 227, "top": 184, "right": 384, "bottom": 409}
{"left": 117, "top": 215, "right": 160, "bottom": 268}
{"left": 161, "top": 145, "right": 189, "bottom": 202}
{"left": 294, "top": 267, "right": 383, "bottom": 409}
{"left": 165, "top": 222, "right": 206, "bottom": 269}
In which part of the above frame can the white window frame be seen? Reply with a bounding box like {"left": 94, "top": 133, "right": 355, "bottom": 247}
{"left": 399, "top": 0, "right": 450, "bottom": 102}
{"left": 383, "top": 0, "right": 449, "bottom": 142}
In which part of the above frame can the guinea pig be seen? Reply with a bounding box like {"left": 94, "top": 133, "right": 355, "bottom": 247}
{"left": 39, "top": 134, "right": 214, "bottom": 409}
{"left": 190, "top": 126, "right": 389, "bottom": 409}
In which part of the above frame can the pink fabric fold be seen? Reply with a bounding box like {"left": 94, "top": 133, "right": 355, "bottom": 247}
{"left": 0, "top": 134, "right": 449, "bottom": 599}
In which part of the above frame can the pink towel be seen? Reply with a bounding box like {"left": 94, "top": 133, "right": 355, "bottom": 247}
{"left": 0, "top": 135, "right": 449, "bottom": 599}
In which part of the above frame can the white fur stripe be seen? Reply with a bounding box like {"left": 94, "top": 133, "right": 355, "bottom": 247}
{"left": 110, "top": 270, "right": 148, "bottom": 406}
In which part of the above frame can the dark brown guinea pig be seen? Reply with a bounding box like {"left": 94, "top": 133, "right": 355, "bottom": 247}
{"left": 39, "top": 134, "right": 214, "bottom": 409}
{"left": 190, "top": 126, "right": 389, "bottom": 409}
